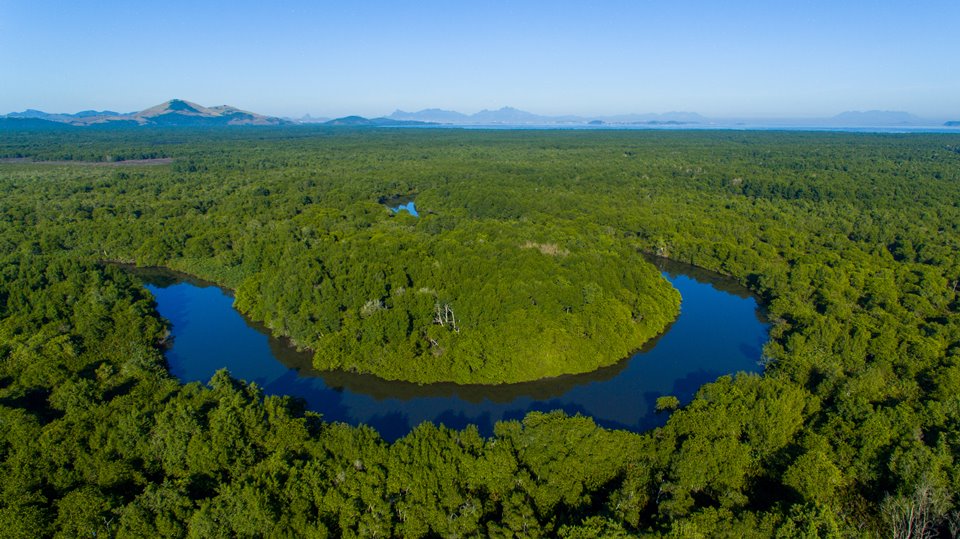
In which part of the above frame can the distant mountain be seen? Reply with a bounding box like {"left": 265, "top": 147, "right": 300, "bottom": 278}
{"left": 7, "top": 108, "right": 126, "bottom": 123}
{"left": 7, "top": 109, "right": 63, "bottom": 120}
{"left": 472, "top": 106, "right": 551, "bottom": 124}
{"left": 5, "top": 102, "right": 948, "bottom": 129}
{"left": 0, "top": 117, "right": 75, "bottom": 131}
{"left": 296, "top": 114, "right": 331, "bottom": 124}
{"left": 2, "top": 100, "right": 289, "bottom": 127}
{"left": 385, "top": 107, "right": 706, "bottom": 125}
{"left": 324, "top": 116, "right": 375, "bottom": 126}
{"left": 73, "top": 110, "right": 120, "bottom": 118}
{"left": 388, "top": 106, "right": 565, "bottom": 124}
{"left": 389, "top": 108, "right": 470, "bottom": 123}
{"left": 126, "top": 100, "right": 289, "bottom": 126}
{"left": 324, "top": 116, "right": 435, "bottom": 127}
{"left": 597, "top": 111, "right": 708, "bottom": 124}
{"left": 5, "top": 109, "right": 102, "bottom": 123}
{"left": 829, "top": 110, "right": 925, "bottom": 126}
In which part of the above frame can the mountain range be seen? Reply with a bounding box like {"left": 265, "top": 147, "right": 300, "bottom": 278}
{"left": 321, "top": 115, "right": 435, "bottom": 127}
{"left": 385, "top": 108, "right": 959, "bottom": 127}
{"left": 2, "top": 99, "right": 289, "bottom": 127}
{"left": 2, "top": 101, "right": 957, "bottom": 129}
{"left": 387, "top": 107, "right": 708, "bottom": 125}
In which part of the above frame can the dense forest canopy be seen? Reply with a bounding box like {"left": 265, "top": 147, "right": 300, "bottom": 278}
{"left": 6, "top": 127, "right": 686, "bottom": 384}
{"left": 1, "top": 127, "right": 959, "bottom": 537}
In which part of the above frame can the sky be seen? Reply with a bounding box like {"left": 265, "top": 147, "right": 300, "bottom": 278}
{"left": 2, "top": 0, "right": 959, "bottom": 119}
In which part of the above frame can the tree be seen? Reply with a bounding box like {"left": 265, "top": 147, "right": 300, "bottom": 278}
{"left": 882, "top": 475, "right": 952, "bottom": 539}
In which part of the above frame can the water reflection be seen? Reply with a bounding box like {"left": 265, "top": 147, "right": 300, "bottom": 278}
{"left": 379, "top": 194, "right": 419, "bottom": 217}
{"left": 389, "top": 201, "right": 418, "bottom": 216}
{"left": 137, "top": 260, "right": 768, "bottom": 441}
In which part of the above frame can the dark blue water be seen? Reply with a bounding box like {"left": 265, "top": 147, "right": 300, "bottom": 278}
{"left": 141, "top": 258, "right": 767, "bottom": 441}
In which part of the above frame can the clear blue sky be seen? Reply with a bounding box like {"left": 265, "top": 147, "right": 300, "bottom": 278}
{"left": 2, "top": 1, "right": 958, "bottom": 118}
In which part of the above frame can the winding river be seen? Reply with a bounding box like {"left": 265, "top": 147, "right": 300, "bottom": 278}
{"left": 138, "top": 258, "right": 767, "bottom": 441}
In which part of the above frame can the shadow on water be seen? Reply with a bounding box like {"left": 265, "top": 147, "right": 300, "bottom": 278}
{"left": 132, "top": 258, "right": 769, "bottom": 442}
{"left": 643, "top": 253, "right": 758, "bottom": 301}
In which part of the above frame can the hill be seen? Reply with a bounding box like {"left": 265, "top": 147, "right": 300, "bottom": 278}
{"left": 387, "top": 107, "right": 706, "bottom": 125}
{"left": 130, "top": 99, "right": 288, "bottom": 126}
{"left": 323, "top": 116, "right": 435, "bottom": 127}
{"left": 471, "top": 106, "right": 548, "bottom": 124}
{"left": 0, "top": 117, "right": 75, "bottom": 131}
{"left": 389, "top": 108, "right": 470, "bottom": 123}
{"left": 2, "top": 99, "right": 289, "bottom": 127}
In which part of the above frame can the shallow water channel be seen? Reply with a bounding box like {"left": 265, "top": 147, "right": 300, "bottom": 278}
{"left": 139, "top": 258, "right": 767, "bottom": 441}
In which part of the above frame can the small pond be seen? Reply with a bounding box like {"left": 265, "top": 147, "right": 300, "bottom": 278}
{"left": 390, "top": 201, "right": 418, "bottom": 216}
{"left": 381, "top": 195, "right": 419, "bottom": 217}
{"left": 139, "top": 258, "right": 767, "bottom": 441}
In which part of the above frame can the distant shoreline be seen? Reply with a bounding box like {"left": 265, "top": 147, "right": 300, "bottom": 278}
{"left": 384, "top": 123, "right": 960, "bottom": 134}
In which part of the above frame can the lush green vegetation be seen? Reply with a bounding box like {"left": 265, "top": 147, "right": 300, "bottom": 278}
{"left": 1, "top": 127, "right": 959, "bottom": 536}
{"left": 1, "top": 128, "right": 681, "bottom": 384}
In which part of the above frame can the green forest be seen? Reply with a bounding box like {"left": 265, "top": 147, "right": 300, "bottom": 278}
{"left": 1, "top": 127, "right": 959, "bottom": 537}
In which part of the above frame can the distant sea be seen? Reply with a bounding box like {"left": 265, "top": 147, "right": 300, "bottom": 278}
{"left": 403, "top": 124, "right": 960, "bottom": 134}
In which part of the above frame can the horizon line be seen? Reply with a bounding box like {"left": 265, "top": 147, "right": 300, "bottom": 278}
{"left": 4, "top": 100, "right": 959, "bottom": 122}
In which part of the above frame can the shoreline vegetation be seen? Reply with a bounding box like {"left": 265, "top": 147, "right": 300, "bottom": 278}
{"left": 112, "top": 245, "right": 681, "bottom": 385}
{"left": 1, "top": 128, "right": 959, "bottom": 536}
{"left": 119, "top": 259, "right": 695, "bottom": 389}
{"left": 138, "top": 258, "right": 766, "bottom": 440}
{"left": 229, "top": 214, "right": 681, "bottom": 384}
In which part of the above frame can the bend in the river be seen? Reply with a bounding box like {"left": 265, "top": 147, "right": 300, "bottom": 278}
{"left": 135, "top": 260, "right": 768, "bottom": 441}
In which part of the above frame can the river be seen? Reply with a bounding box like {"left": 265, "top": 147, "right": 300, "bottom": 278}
{"left": 139, "top": 258, "right": 767, "bottom": 441}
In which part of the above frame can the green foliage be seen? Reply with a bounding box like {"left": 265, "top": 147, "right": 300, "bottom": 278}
{"left": 1, "top": 128, "right": 960, "bottom": 536}
{"left": 783, "top": 451, "right": 843, "bottom": 506}
{"left": 656, "top": 395, "right": 680, "bottom": 412}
